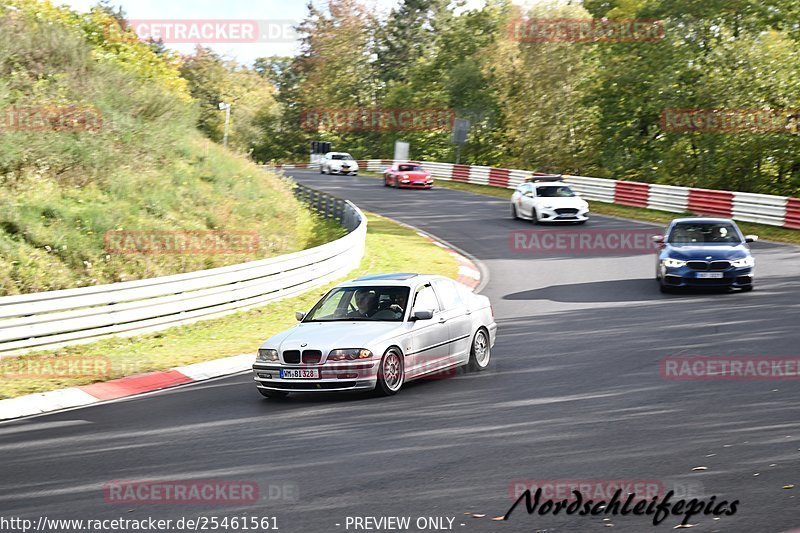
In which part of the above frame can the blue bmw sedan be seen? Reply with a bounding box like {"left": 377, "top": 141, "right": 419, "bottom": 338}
{"left": 654, "top": 218, "right": 758, "bottom": 293}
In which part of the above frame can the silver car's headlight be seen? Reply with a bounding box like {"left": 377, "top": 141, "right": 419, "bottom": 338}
{"left": 663, "top": 258, "right": 687, "bottom": 268}
{"left": 256, "top": 348, "right": 279, "bottom": 362}
{"left": 731, "top": 256, "right": 755, "bottom": 267}
{"left": 328, "top": 349, "right": 373, "bottom": 362}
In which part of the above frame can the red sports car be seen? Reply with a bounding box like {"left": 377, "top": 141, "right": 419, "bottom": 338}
{"left": 383, "top": 162, "right": 434, "bottom": 189}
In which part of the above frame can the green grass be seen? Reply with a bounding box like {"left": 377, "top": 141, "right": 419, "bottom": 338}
{"left": 0, "top": 141, "right": 346, "bottom": 295}
{"left": 0, "top": 212, "right": 459, "bottom": 399}
{"left": 0, "top": 9, "right": 343, "bottom": 295}
{"left": 364, "top": 172, "right": 800, "bottom": 245}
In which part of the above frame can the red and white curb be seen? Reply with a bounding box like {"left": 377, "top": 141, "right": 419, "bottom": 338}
{"left": 0, "top": 353, "right": 253, "bottom": 421}
{"left": 421, "top": 234, "right": 482, "bottom": 291}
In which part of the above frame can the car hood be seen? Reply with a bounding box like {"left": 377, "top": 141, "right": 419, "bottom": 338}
{"left": 330, "top": 160, "right": 354, "bottom": 166}
{"left": 261, "top": 321, "right": 403, "bottom": 352}
{"left": 397, "top": 171, "right": 430, "bottom": 180}
{"left": 538, "top": 196, "right": 585, "bottom": 208}
{"left": 664, "top": 243, "right": 750, "bottom": 260}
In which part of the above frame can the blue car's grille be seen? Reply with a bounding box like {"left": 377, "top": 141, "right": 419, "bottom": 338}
{"left": 687, "top": 260, "right": 731, "bottom": 271}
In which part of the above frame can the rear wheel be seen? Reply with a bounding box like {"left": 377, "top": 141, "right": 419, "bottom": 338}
{"left": 468, "top": 328, "right": 491, "bottom": 372}
{"left": 259, "top": 389, "right": 289, "bottom": 399}
{"left": 376, "top": 348, "right": 404, "bottom": 396}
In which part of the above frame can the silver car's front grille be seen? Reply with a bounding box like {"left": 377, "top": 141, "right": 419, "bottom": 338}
{"left": 281, "top": 349, "right": 322, "bottom": 364}
{"left": 302, "top": 350, "right": 322, "bottom": 364}
{"left": 283, "top": 350, "right": 300, "bottom": 364}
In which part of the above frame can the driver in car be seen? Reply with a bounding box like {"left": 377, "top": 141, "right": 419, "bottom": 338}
{"left": 347, "top": 289, "right": 378, "bottom": 318}
{"left": 378, "top": 290, "right": 407, "bottom": 315}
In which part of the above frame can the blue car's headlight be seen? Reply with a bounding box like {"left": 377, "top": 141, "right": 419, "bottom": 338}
{"left": 663, "top": 258, "right": 687, "bottom": 268}
{"left": 731, "top": 256, "right": 755, "bottom": 268}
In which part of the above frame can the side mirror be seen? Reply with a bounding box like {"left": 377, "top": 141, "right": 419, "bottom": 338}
{"left": 744, "top": 235, "right": 758, "bottom": 243}
{"left": 412, "top": 310, "right": 434, "bottom": 321}
{"left": 651, "top": 235, "right": 664, "bottom": 243}
{"left": 295, "top": 311, "right": 306, "bottom": 321}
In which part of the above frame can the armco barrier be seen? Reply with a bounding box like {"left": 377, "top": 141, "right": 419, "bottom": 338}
{"left": 614, "top": 181, "right": 650, "bottom": 208}
{"left": 272, "top": 159, "right": 800, "bottom": 229}
{"left": 787, "top": 198, "right": 800, "bottom": 229}
{"left": 0, "top": 182, "right": 366, "bottom": 355}
{"left": 688, "top": 188, "right": 733, "bottom": 218}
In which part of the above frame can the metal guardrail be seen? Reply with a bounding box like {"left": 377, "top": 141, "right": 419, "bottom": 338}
{"left": 327, "top": 159, "right": 796, "bottom": 229}
{"left": 0, "top": 182, "right": 366, "bottom": 356}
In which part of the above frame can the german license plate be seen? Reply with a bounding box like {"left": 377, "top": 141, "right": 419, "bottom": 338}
{"left": 697, "top": 272, "right": 723, "bottom": 279}
{"left": 280, "top": 368, "right": 319, "bottom": 379}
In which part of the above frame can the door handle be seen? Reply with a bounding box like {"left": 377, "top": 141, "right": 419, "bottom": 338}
{"left": 438, "top": 317, "right": 447, "bottom": 324}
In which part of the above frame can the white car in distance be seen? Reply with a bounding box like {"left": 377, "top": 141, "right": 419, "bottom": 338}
{"left": 252, "top": 273, "right": 497, "bottom": 398}
{"left": 320, "top": 152, "right": 358, "bottom": 175}
{"left": 511, "top": 179, "right": 589, "bottom": 224}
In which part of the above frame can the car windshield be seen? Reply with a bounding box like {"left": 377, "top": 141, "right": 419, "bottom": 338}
{"left": 304, "top": 286, "right": 411, "bottom": 322}
{"left": 536, "top": 185, "right": 575, "bottom": 197}
{"left": 330, "top": 154, "right": 353, "bottom": 160}
{"left": 668, "top": 222, "right": 742, "bottom": 244}
{"left": 398, "top": 164, "right": 423, "bottom": 172}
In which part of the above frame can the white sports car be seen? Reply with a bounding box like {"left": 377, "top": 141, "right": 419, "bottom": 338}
{"left": 319, "top": 152, "right": 358, "bottom": 175}
{"left": 511, "top": 179, "right": 589, "bottom": 224}
{"left": 253, "top": 273, "right": 497, "bottom": 397}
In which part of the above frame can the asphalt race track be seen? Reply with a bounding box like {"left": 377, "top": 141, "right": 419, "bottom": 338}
{"left": 1, "top": 170, "right": 799, "bottom": 532}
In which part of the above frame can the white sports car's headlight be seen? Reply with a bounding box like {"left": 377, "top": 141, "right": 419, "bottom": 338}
{"left": 731, "top": 256, "right": 755, "bottom": 267}
{"left": 328, "top": 349, "right": 373, "bottom": 361}
{"left": 542, "top": 204, "right": 554, "bottom": 209}
{"left": 256, "top": 348, "right": 279, "bottom": 362}
{"left": 663, "top": 258, "right": 687, "bottom": 268}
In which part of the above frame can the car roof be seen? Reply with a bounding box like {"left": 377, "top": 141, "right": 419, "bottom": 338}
{"left": 533, "top": 181, "right": 569, "bottom": 187}
{"left": 396, "top": 161, "right": 422, "bottom": 165}
{"left": 339, "top": 273, "right": 446, "bottom": 287}
{"left": 325, "top": 151, "right": 351, "bottom": 156}
{"left": 670, "top": 217, "right": 736, "bottom": 224}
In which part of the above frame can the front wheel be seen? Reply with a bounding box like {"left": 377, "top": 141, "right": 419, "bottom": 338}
{"left": 531, "top": 208, "right": 541, "bottom": 225}
{"left": 511, "top": 204, "right": 519, "bottom": 220}
{"left": 375, "top": 349, "right": 404, "bottom": 396}
{"left": 468, "top": 328, "right": 491, "bottom": 372}
{"left": 259, "top": 389, "right": 289, "bottom": 399}
{"left": 740, "top": 285, "right": 754, "bottom": 292}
